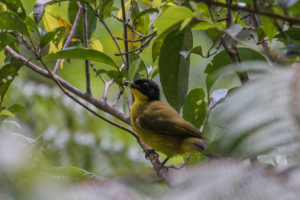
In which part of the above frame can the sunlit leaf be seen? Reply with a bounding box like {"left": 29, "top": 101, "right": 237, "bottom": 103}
{"left": 154, "top": 6, "right": 194, "bottom": 35}
{"left": 89, "top": 39, "right": 103, "bottom": 52}
{"left": 0, "top": 109, "right": 14, "bottom": 117}
{"left": 43, "top": 47, "right": 118, "bottom": 68}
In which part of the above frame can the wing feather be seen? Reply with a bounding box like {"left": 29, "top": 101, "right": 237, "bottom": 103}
{"left": 137, "top": 101, "right": 204, "bottom": 138}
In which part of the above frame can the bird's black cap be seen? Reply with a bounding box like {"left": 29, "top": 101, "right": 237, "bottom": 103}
{"left": 131, "top": 79, "right": 160, "bottom": 101}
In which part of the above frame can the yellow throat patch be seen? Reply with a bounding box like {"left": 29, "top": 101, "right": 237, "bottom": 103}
{"left": 131, "top": 88, "right": 148, "bottom": 102}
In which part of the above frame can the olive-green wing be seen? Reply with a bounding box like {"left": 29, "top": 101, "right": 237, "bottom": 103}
{"left": 137, "top": 102, "right": 204, "bottom": 138}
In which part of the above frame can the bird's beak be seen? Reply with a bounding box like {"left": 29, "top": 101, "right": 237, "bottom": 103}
{"left": 124, "top": 81, "right": 136, "bottom": 89}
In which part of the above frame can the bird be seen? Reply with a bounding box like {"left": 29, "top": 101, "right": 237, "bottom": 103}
{"left": 129, "top": 79, "right": 207, "bottom": 166}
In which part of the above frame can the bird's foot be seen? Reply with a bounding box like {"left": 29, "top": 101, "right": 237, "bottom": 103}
{"left": 162, "top": 154, "right": 193, "bottom": 170}
{"left": 143, "top": 149, "right": 159, "bottom": 160}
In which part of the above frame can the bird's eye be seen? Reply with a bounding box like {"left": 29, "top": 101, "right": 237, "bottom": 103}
{"left": 142, "top": 82, "right": 148, "bottom": 88}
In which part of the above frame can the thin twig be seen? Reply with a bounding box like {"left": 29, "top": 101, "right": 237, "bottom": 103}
{"left": 82, "top": 2, "right": 91, "bottom": 95}
{"left": 90, "top": 63, "right": 114, "bottom": 101}
{"left": 97, "top": 15, "right": 127, "bottom": 65}
{"left": 199, "top": 0, "right": 300, "bottom": 24}
{"left": 53, "top": 1, "right": 83, "bottom": 74}
{"left": 115, "top": 33, "right": 156, "bottom": 56}
{"left": 111, "top": 15, "right": 145, "bottom": 37}
{"left": 121, "top": 0, "right": 130, "bottom": 71}
{"left": 116, "top": 31, "right": 156, "bottom": 42}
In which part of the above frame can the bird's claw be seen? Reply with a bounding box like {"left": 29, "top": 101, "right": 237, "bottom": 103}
{"left": 143, "top": 149, "right": 158, "bottom": 160}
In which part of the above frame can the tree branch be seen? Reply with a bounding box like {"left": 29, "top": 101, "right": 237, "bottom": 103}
{"left": 5, "top": 46, "right": 130, "bottom": 124}
{"left": 53, "top": 1, "right": 83, "bottom": 74}
{"left": 82, "top": 2, "right": 91, "bottom": 95}
{"left": 199, "top": 0, "right": 300, "bottom": 24}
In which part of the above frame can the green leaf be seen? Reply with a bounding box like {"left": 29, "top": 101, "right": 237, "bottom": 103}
{"left": 205, "top": 48, "right": 267, "bottom": 93}
{"left": 8, "top": 104, "right": 24, "bottom": 113}
{"left": 40, "top": 27, "right": 66, "bottom": 49}
{"left": 0, "top": 62, "right": 23, "bottom": 106}
{"left": 260, "top": 16, "right": 277, "bottom": 42}
{"left": 159, "top": 28, "right": 193, "bottom": 111}
{"left": 24, "top": 16, "right": 39, "bottom": 33}
{"left": 154, "top": 6, "right": 194, "bottom": 36}
{"left": 98, "top": 0, "right": 114, "bottom": 19}
{"left": 0, "top": 11, "right": 29, "bottom": 37}
{"left": 43, "top": 47, "right": 118, "bottom": 68}
{"left": 133, "top": 8, "right": 159, "bottom": 22}
{"left": 68, "top": 1, "right": 97, "bottom": 40}
{"left": 48, "top": 166, "right": 95, "bottom": 180}
{"left": 0, "top": 0, "right": 26, "bottom": 19}
{"left": 128, "top": 53, "right": 146, "bottom": 81}
{"left": 0, "top": 33, "right": 16, "bottom": 51}
{"left": 183, "top": 88, "right": 206, "bottom": 129}
{"left": 275, "top": 28, "right": 300, "bottom": 44}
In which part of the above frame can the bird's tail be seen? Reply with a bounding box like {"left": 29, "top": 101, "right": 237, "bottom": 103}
{"left": 182, "top": 137, "right": 207, "bottom": 153}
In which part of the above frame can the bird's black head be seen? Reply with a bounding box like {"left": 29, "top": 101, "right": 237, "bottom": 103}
{"left": 130, "top": 79, "right": 160, "bottom": 101}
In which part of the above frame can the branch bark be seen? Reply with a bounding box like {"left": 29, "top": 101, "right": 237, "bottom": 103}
{"left": 200, "top": 0, "right": 300, "bottom": 24}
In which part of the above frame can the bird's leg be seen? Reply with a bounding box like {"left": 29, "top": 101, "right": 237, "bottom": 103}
{"left": 159, "top": 157, "right": 170, "bottom": 168}
{"left": 143, "top": 148, "right": 159, "bottom": 160}
{"left": 166, "top": 154, "right": 193, "bottom": 170}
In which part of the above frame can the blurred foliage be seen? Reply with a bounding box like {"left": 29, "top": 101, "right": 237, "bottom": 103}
{"left": 0, "top": 0, "right": 300, "bottom": 199}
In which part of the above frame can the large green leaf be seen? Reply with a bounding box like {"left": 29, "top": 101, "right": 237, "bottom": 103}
{"left": 159, "top": 28, "right": 193, "bottom": 111}
{"left": 0, "top": 11, "right": 29, "bottom": 37}
{"left": 154, "top": 6, "right": 194, "bottom": 36}
{"left": 182, "top": 88, "right": 206, "bottom": 129}
{"left": 205, "top": 48, "right": 267, "bottom": 93}
{"left": 0, "top": 62, "right": 23, "bottom": 106}
{"left": 43, "top": 47, "right": 118, "bottom": 67}
{"left": 0, "top": 0, "right": 26, "bottom": 19}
